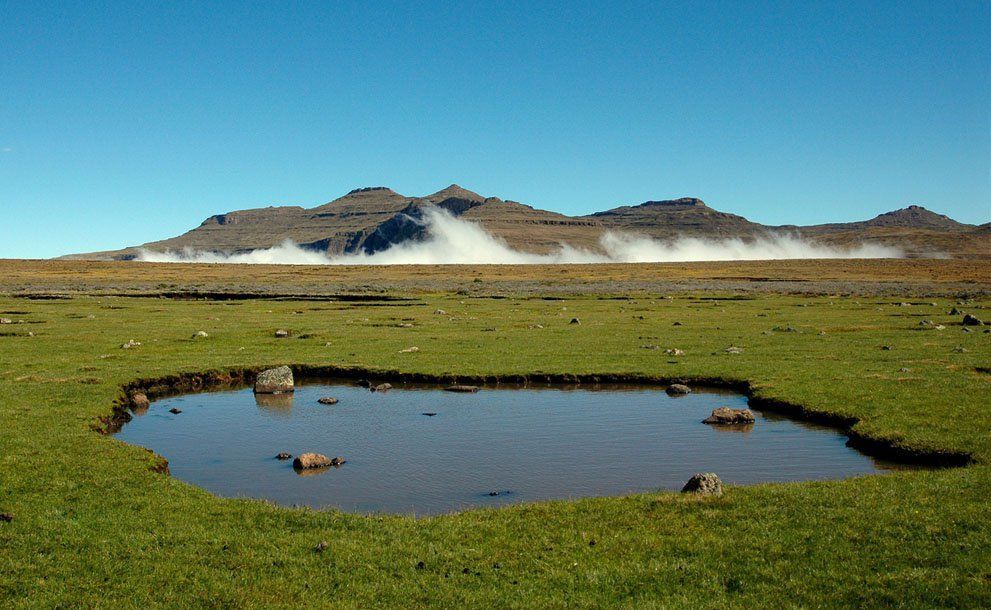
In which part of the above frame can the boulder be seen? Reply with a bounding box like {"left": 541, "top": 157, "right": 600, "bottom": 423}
{"left": 276, "top": 452, "right": 292, "bottom": 460}
{"left": 371, "top": 383, "right": 392, "bottom": 392}
{"left": 665, "top": 348, "right": 685, "bottom": 356}
{"left": 293, "top": 453, "right": 332, "bottom": 469}
{"left": 254, "top": 366, "right": 294, "bottom": 394}
{"left": 120, "top": 339, "right": 141, "bottom": 349}
{"left": 0, "top": 318, "right": 11, "bottom": 325}
{"left": 192, "top": 331, "right": 209, "bottom": 338}
{"left": 168, "top": 407, "right": 182, "bottom": 414}
{"left": 399, "top": 346, "right": 420, "bottom": 353}
{"left": 131, "top": 393, "right": 150, "bottom": 410}
{"left": 317, "top": 397, "right": 339, "bottom": 405}
{"left": 702, "top": 407, "right": 756, "bottom": 425}
{"left": 570, "top": 318, "right": 581, "bottom": 325}
{"left": 444, "top": 385, "right": 479, "bottom": 393}
{"left": 274, "top": 329, "right": 290, "bottom": 338}
{"left": 724, "top": 346, "right": 744, "bottom": 354}
{"left": 666, "top": 383, "right": 691, "bottom": 395}
{"left": 681, "top": 473, "right": 723, "bottom": 496}
{"left": 962, "top": 314, "right": 984, "bottom": 326}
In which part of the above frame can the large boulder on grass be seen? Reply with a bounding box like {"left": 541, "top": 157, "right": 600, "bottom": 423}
{"left": 681, "top": 473, "right": 723, "bottom": 496}
{"left": 254, "top": 366, "right": 294, "bottom": 394}
{"left": 962, "top": 314, "right": 984, "bottom": 326}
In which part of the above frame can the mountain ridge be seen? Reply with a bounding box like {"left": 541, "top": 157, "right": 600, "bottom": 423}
{"left": 63, "top": 186, "right": 989, "bottom": 260}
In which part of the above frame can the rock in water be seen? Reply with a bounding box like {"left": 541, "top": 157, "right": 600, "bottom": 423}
{"left": 293, "top": 453, "right": 332, "bottom": 469}
{"left": 131, "top": 393, "right": 150, "bottom": 410}
{"left": 254, "top": 366, "right": 294, "bottom": 394}
{"left": 317, "top": 397, "right": 339, "bottom": 405}
{"left": 666, "top": 384, "right": 691, "bottom": 395}
{"left": 681, "top": 473, "right": 723, "bottom": 496}
{"left": 276, "top": 452, "right": 292, "bottom": 460}
{"left": 702, "top": 407, "right": 756, "bottom": 425}
{"left": 371, "top": 383, "right": 392, "bottom": 392}
{"left": 444, "top": 385, "right": 479, "bottom": 393}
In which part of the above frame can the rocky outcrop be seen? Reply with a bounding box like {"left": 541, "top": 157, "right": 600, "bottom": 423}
{"left": 681, "top": 473, "right": 723, "bottom": 496}
{"left": 254, "top": 366, "right": 294, "bottom": 394}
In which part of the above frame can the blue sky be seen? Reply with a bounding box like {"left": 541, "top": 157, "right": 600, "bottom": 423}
{"left": 1, "top": 1, "right": 988, "bottom": 258}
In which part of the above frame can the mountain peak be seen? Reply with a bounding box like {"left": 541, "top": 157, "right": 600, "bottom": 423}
{"left": 638, "top": 197, "right": 707, "bottom": 208}
{"left": 423, "top": 184, "right": 485, "bottom": 203}
{"left": 867, "top": 205, "right": 963, "bottom": 229}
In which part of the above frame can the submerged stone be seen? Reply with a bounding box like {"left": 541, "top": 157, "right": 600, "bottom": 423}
{"left": 666, "top": 383, "right": 691, "bottom": 395}
{"left": 254, "top": 366, "right": 294, "bottom": 394}
{"left": 293, "top": 452, "right": 333, "bottom": 469}
{"left": 444, "top": 385, "right": 479, "bottom": 393}
{"left": 317, "top": 397, "right": 339, "bottom": 405}
{"left": 702, "top": 407, "right": 756, "bottom": 425}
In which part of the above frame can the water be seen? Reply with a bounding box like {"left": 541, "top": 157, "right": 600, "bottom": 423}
{"left": 115, "top": 380, "right": 898, "bottom": 515}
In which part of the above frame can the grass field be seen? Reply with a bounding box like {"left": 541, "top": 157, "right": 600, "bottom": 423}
{"left": 0, "top": 260, "right": 989, "bottom": 607}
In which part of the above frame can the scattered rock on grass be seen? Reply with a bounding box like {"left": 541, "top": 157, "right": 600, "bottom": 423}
{"left": 570, "top": 318, "right": 581, "bottom": 325}
{"left": 192, "top": 331, "right": 209, "bottom": 338}
{"left": 724, "top": 346, "right": 744, "bottom": 354}
{"left": 0, "top": 318, "right": 11, "bottom": 325}
{"left": 665, "top": 348, "right": 685, "bottom": 356}
{"left": 702, "top": 407, "right": 755, "bottom": 425}
{"left": 314, "top": 541, "right": 329, "bottom": 553}
{"left": 666, "top": 384, "right": 691, "bottom": 396}
{"left": 254, "top": 366, "right": 294, "bottom": 394}
{"left": 434, "top": 309, "right": 447, "bottom": 315}
{"left": 681, "top": 473, "right": 723, "bottom": 496}
{"left": 952, "top": 346, "right": 969, "bottom": 353}
{"left": 0, "top": 513, "right": 13, "bottom": 522}
{"left": 962, "top": 314, "right": 984, "bottom": 326}
{"left": 120, "top": 339, "right": 141, "bottom": 349}
{"left": 317, "top": 397, "right": 339, "bottom": 405}
{"left": 399, "top": 346, "right": 420, "bottom": 353}
{"left": 274, "top": 329, "right": 289, "bottom": 338}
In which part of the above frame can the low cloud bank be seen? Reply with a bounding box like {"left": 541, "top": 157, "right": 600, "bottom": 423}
{"left": 137, "top": 208, "right": 902, "bottom": 265}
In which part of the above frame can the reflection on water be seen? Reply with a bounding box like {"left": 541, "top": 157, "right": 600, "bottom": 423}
{"left": 118, "top": 380, "right": 902, "bottom": 515}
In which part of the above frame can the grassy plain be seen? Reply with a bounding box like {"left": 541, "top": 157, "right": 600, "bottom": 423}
{"left": 0, "top": 259, "right": 989, "bottom": 607}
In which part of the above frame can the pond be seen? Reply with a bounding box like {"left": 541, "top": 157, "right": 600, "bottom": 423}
{"left": 114, "top": 380, "right": 901, "bottom": 515}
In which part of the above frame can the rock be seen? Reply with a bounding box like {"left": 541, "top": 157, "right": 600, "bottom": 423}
{"left": 396, "top": 323, "right": 414, "bottom": 328}
{"left": 274, "top": 329, "right": 290, "bottom": 338}
{"left": 317, "top": 397, "right": 339, "bottom": 405}
{"left": 276, "top": 452, "right": 292, "bottom": 460}
{"left": 120, "top": 339, "right": 141, "bottom": 349}
{"left": 434, "top": 309, "right": 447, "bottom": 315}
{"left": 293, "top": 453, "right": 333, "bottom": 469}
{"left": 952, "top": 346, "right": 969, "bottom": 353}
{"left": 314, "top": 541, "right": 329, "bottom": 553}
{"left": 131, "top": 393, "right": 150, "bottom": 410}
{"left": 899, "top": 367, "right": 911, "bottom": 373}
{"left": 666, "top": 384, "right": 691, "bottom": 395}
{"left": 962, "top": 314, "right": 984, "bottom": 326}
{"left": 672, "top": 321, "right": 682, "bottom": 326}
{"left": 935, "top": 325, "right": 946, "bottom": 330}
{"left": 192, "top": 331, "right": 209, "bottom": 338}
{"left": 881, "top": 345, "right": 892, "bottom": 351}
{"left": 168, "top": 407, "right": 182, "bottom": 414}
{"left": 570, "top": 318, "right": 581, "bottom": 325}
{"left": 665, "top": 348, "right": 685, "bottom": 356}
{"left": 772, "top": 326, "right": 798, "bottom": 333}
{"left": 444, "top": 385, "right": 479, "bottom": 393}
{"left": 724, "top": 346, "right": 744, "bottom": 354}
{"left": 0, "top": 513, "right": 13, "bottom": 522}
{"left": 0, "top": 318, "right": 11, "bottom": 325}
{"left": 681, "top": 473, "right": 723, "bottom": 496}
{"left": 919, "top": 320, "right": 934, "bottom": 327}
{"left": 641, "top": 345, "right": 660, "bottom": 350}
{"left": 422, "top": 412, "right": 437, "bottom": 416}
{"left": 949, "top": 307, "right": 961, "bottom": 315}
{"left": 330, "top": 456, "right": 346, "bottom": 466}
{"left": 254, "top": 366, "right": 294, "bottom": 394}
{"left": 399, "top": 346, "right": 419, "bottom": 353}
{"left": 702, "top": 407, "right": 756, "bottom": 425}
{"left": 371, "top": 383, "right": 392, "bottom": 392}
{"left": 963, "top": 328, "right": 973, "bottom": 333}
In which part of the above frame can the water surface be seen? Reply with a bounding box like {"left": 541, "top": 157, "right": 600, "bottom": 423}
{"left": 116, "top": 381, "right": 898, "bottom": 514}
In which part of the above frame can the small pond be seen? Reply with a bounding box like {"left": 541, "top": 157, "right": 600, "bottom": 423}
{"left": 115, "top": 380, "right": 902, "bottom": 515}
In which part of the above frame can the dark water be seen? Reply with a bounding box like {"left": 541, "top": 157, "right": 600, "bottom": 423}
{"left": 115, "top": 381, "right": 899, "bottom": 515}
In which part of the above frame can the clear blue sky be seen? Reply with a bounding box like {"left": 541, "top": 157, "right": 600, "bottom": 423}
{"left": 1, "top": 1, "right": 988, "bottom": 258}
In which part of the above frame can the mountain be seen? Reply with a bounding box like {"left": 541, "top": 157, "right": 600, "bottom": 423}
{"left": 64, "top": 187, "right": 988, "bottom": 260}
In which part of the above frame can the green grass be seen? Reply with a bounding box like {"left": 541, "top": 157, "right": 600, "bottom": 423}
{"left": 0, "top": 293, "right": 989, "bottom": 608}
